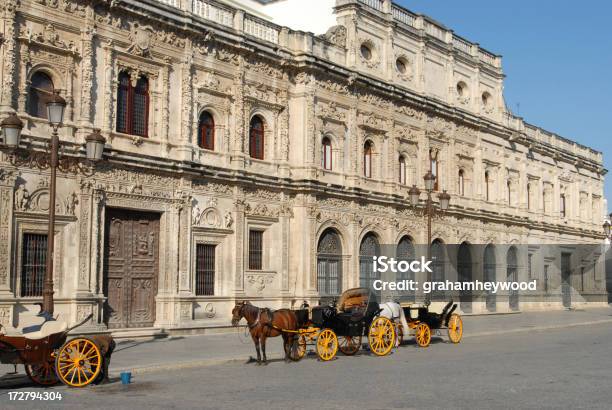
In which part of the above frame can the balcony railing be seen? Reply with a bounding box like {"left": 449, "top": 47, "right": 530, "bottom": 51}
{"left": 244, "top": 16, "right": 280, "bottom": 44}
{"left": 157, "top": 0, "right": 180, "bottom": 7}
{"left": 452, "top": 35, "right": 472, "bottom": 55}
{"left": 391, "top": 5, "right": 416, "bottom": 27}
{"left": 193, "top": 0, "right": 233, "bottom": 27}
{"left": 358, "top": 0, "right": 384, "bottom": 12}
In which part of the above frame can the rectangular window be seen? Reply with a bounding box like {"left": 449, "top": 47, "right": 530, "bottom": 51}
{"left": 21, "top": 233, "right": 47, "bottom": 297}
{"left": 195, "top": 244, "right": 216, "bottom": 296}
{"left": 248, "top": 230, "right": 263, "bottom": 270}
{"left": 543, "top": 264, "right": 549, "bottom": 293}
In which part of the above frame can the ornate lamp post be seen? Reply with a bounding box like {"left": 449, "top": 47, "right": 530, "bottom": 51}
{"left": 0, "top": 91, "right": 107, "bottom": 318}
{"left": 408, "top": 172, "right": 451, "bottom": 297}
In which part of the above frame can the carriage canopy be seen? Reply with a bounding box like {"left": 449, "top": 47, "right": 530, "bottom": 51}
{"left": 337, "top": 287, "right": 379, "bottom": 313}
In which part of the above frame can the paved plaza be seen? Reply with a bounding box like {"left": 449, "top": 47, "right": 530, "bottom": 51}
{"left": 2, "top": 307, "right": 612, "bottom": 409}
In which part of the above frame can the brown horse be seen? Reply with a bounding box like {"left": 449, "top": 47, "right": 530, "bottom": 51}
{"left": 231, "top": 301, "right": 299, "bottom": 365}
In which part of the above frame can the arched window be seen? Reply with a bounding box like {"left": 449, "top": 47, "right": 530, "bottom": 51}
{"left": 399, "top": 155, "right": 406, "bottom": 185}
{"left": 28, "top": 72, "right": 54, "bottom": 119}
{"left": 317, "top": 229, "right": 342, "bottom": 296}
{"left": 359, "top": 233, "right": 380, "bottom": 289}
{"left": 560, "top": 194, "right": 566, "bottom": 218}
{"left": 249, "top": 116, "right": 265, "bottom": 160}
{"left": 458, "top": 169, "right": 465, "bottom": 196}
{"left": 322, "top": 137, "right": 332, "bottom": 170}
{"left": 116, "top": 71, "right": 149, "bottom": 137}
{"left": 507, "top": 246, "right": 519, "bottom": 310}
{"left": 396, "top": 235, "right": 415, "bottom": 302}
{"left": 198, "top": 111, "right": 215, "bottom": 150}
{"left": 429, "top": 149, "right": 439, "bottom": 190}
{"left": 363, "top": 141, "right": 373, "bottom": 178}
{"left": 484, "top": 171, "right": 490, "bottom": 201}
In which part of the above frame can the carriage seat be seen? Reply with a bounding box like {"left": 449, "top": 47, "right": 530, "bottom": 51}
{"left": 23, "top": 320, "right": 67, "bottom": 340}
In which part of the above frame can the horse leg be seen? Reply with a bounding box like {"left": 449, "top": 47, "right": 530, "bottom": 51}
{"left": 282, "top": 334, "right": 291, "bottom": 362}
{"left": 252, "top": 333, "right": 262, "bottom": 365}
{"left": 261, "top": 334, "right": 268, "bottom": 365}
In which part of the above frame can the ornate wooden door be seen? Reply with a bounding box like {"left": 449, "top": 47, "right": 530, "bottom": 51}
{"left": 103, "top": 209, "right": 160, "bottom": 329}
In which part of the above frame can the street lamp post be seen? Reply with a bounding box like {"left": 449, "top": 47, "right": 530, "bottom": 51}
{"left": 408, "top": 172, "right": 451, "bottom": 300}
{"left": 0, "top": 92, "right": 107, "bottom": 318}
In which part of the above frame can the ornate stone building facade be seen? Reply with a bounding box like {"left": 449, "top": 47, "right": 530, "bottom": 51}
{"left": 0, "top": 0, "right": 607, "bottom": 333}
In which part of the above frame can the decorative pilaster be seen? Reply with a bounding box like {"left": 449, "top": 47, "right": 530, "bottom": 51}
{"left": 78, "top": 24, "right": 96, "bottom": 132}
{"left": 0, "top": 0, "right": 19, "bottom": 114}
{"left": 17, "top": 42, "right": 30, "bottom": 114}
{"left": 178, "top": 50, "right": 194, "bottom": 160}
{"left": 231, "top": 56, "right": 245, "bottom": 165}
{"left": 233, "top": 194, "right": 245, "bottom": 295}
{"left": 178, "top": 193, "right": 192, "bottom": 295}
{"left": 77, "top": 179, "right": 93, "bottom": 293}
{"left": 0, "top": 168, "right": 18, "bottom": 295}
{"left": 102, "top": 41, "right": 115, "bottom": 133}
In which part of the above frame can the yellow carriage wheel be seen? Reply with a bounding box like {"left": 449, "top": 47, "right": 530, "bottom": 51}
{"left": 415, "top": 323, "right": 431, "bottom": 347}
{"left": 447, "top": 313, "right": 463, "bottom": 344}
{"left": 368, "top": 317, "right": 395, "bottom": 356}
{"left": 25, "top": 359, "right": 59, "bottom": 386}
{"left": 287, "top": 335, "right": 307, "bottom": 361}
{"left": 316, "top": 329, "right": 338, "bottom": 361}
{"left": 338, "top": 335, "right": 362, "bottom": 356}
{"left": 55, "top": 338, "right": 102, "bottom": 388}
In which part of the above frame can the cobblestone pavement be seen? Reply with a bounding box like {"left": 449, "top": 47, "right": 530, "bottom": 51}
{"left": 2, "top": 310, "right": 612, "bottom": 409}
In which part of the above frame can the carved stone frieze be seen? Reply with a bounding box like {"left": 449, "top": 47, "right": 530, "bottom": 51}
{"left": 14, "top": 181, "right": 78, "bottom": 216}
{"left": 246, "top": 273, "right": 275, "bottom": 293}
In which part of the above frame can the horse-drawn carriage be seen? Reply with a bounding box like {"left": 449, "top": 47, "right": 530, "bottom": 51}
{"left": 288, "top": 287, "right": 396, "bottom": 361}
{"left": 380, "top": 299, "right": 463, "bottom": 347}
{"left": 232, "top": 288, "right": 396, "bottom": 363}
{"left": 0, "top": 314, "right": 114, "bottom": 387}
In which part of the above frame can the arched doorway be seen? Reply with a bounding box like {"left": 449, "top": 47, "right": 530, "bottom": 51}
{"left": 317, "top": 229, "right": 343, "bottom": 297}
{"left": 397, "top": 236, "right": 415, "bottom": 302}
{"left": 507, "top": 246, "right": 519, "bottom": 310}
{"left": 483, "top": 244, "right": 496, "bottom": 312}
{"left": 430, "top": 239, "right": 446, "bottom": 300}
{"left": 457, "top": 242, "right": 472, "bottom": 313}
{"left": 359, "top": 233, "right": 380, "bottom": 290}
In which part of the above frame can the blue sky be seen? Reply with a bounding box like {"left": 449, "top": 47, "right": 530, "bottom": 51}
{"left": 396, "top": 0, "right": 612, "bottom": 212}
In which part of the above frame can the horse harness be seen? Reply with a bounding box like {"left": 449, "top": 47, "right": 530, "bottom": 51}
{"left": 247, "top": 307, "right": 276, "bottom": 330}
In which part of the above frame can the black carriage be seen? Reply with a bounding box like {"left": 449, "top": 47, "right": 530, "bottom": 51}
{"left": 290, "top": 288, "right": 396, "bottom": 361}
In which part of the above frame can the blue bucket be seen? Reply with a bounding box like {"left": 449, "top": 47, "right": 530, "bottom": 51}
{"left": 120, "top": 371, "right": 132, "bottom": 385}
